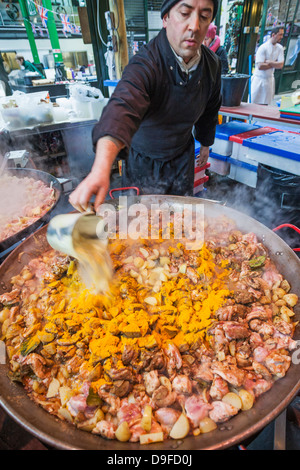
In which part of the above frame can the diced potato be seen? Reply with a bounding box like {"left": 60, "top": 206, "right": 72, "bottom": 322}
{"left": 139, "top": 248, "right": 150, "bottom": 259}
{"left": 77, "top": 416, "right": 99, "bottom": 432}
{"left": 273, "top": 287, "right": 286, "bottom": 299}
{"left": 47, "top": 378, "right": 60, "bottom": 398}
{"left": 141, "top": 405, "right": 152, "bottom": 432}
{"left": 144, "top": 296, "right": 157, "bottom": 306}
{"left": 160, "top": 272, "right": 168, "bottom": 282}
{"left": 115, "top": 421, "right": 131, "bottom": 442}
{"left": 160, "top": 256, "right": 170, "bottom": 266}
{"left": 179, "top": 264, "right": 187, "bottom": 274}
{"left": 281, "top": 305, "right": 295, "bottom": 317}
{"left": 37, "top": 331, "right": 55, "bottom": 343}
{"left": 280, "top": 310, "right": 291, "bottom": 323}
{"left": 134, "top": 256, "right": 144, "bottom": 268}
{"left": 59, "top": 385, "right": 72, "bottom": 406}
{"left": 199, "top": 417, "right": 217, "bottom": 434}
{"left": 0, "top": 308, "right": 10, "bottom": 324}
{"left": 238, "top": 389, "right": 254, "bottom": 411}
{"left": 222, "top": 392, "right": 242, "bottom": 411}
{"left": 283, "top": 294, "right": 298, "bottom": 308}
{"left": 95, "top": 409, "right": 105, "bottom": 422}
{"left": 193, "top": 428, "right": 201, "bottom": 436}
{"left": 57, "top": 407, "right": 73, "bottom": 422}
{"left": 146, "top": 260, "right": 156, "bottom": 269}
{"left": 275, "top": 299, "right": 286, "bottom": 307}
{"left": 169, "top": 413, "right": 190, "bottom": 440}
{"left": 140, "top": 431, "right": 164, "bottom": 445}
{"left": 129, "top": 269, "right": 138, "bottom": 278}
{"left": 281, "top": 280, "right": 291, "bottom": 293}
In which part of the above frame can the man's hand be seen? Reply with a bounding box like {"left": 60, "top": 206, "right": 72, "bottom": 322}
{"left": 69, "top": 170, "right": 110, "bottom": 213}
{"left": 198, "top": 145, "right": 210, "bottom": 167}
{"left": 69, "top": 136, "right": 124, "bottom": 213}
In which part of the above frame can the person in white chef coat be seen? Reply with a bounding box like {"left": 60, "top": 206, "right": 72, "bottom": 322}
{"left": 251, "top": 27, "right": 285, "bottom": 105}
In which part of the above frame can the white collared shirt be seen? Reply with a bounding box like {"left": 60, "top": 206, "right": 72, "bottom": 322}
{"left": 171, "top": 47, "right": 201, "bottom": 79}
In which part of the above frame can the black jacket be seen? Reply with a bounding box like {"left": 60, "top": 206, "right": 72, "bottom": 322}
{"left": 93, "top": 28, "right": 221, "bottom": 160}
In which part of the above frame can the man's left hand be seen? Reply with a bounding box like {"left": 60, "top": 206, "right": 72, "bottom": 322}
{"left": 198, "top": 146, "right": 210, "bottom": 166}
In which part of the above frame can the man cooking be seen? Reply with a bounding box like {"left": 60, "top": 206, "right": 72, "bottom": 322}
{"left": 69, "top": 0, "right": 221, "bottom": 213}
{"left": 251, "top": 27, "right": 285, "bottom": 106}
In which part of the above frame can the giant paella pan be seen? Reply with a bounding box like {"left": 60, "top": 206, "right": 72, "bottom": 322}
{"left": 0, "top": 194, "right": 299, "bottom": 450}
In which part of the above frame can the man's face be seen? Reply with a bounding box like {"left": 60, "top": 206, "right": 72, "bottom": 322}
{"left": 272, "top": 29, "right": 284, "bottom": 44}
{"left": 163, "top": 0, "right": 214, "bottom": 63}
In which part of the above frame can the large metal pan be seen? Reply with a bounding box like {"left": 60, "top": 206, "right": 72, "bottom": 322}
{"left": 0, "top": 168, "right": 62, "bottom": 253}
{"left": 0, "top": 195, "right": 299, "bottom": 450}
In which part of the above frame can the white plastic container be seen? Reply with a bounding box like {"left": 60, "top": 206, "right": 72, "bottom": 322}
{"left": 208, "top": 152, "right": 230, "bottom": 175}
{"left": 228, "top": 157, "right": 258, "bottom": 188}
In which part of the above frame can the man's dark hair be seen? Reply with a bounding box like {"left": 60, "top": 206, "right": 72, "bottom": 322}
{"left": 271, "top": 26, "right": 284, "bottom": 36}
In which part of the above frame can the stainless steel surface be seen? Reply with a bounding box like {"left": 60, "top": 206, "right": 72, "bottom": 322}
{"left": 0, "top": 195, "right": 299, "bottom": 450}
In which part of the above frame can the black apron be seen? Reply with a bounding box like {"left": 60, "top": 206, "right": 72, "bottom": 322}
{"left": 121, "top": 137, "right": 195, "bottom": 196}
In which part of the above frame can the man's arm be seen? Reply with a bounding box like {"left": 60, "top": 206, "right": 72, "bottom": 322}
{"left": 69, "top": 54, "right": 154, "bottom": 213}
{"left": 69, "top": 136, "right": 124, "bottom": 212}
{"left": 258, "top": 60, "right": 284, "bottom": 70}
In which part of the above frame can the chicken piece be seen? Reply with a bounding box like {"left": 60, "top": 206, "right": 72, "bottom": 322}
{"left": 262, "top": 261, "right": 283, "bottom": 288}
{"left": 0, "top": 289, "right": 20, "bottom": 305}
{"left": 155, "top": 407, "right": 181, "bottom": 434}
{"left": 216, "top": 304, "right": 248, "bottom": 321}
{"left": 184, "top": 395, "right": 213, "bottom": 427}
{"left": 252, "top": 360, "right": 272, "bottom": 380}
{"left": 93, "top": 420, "right": 116, "bottom": 439}
{"left": 106, "top": 367, "right": 133, "bottom": 382}
{"left": 235, "top": 341, "right": 252, "bottom": 368}
{"left": 209, "top": 376, "right": 229, "bottom": 400}
{"left": 211, "top": 360, "right": 245, "bottom": 388}
{"left": 209, "top": 324, "right": 228, "bottom": 355}
{"left": 191, "top": 362, "right": 214, "bottom": 383}
{"left": 265, "top": 350, "right": 291, "bottom": 378}
{"left": 243, "top": 372, "right": 273, "bottom": 397}
{"left": 117, "top": 402, "right": 142, "bottom": 427}
{"left": 209, "top": 400, "right": 239, "bottom": 423}
{"left": 222, "top": 321, "right": 250, "bottom": 341}
{"left": 249, "top": 332, "right": 264, "bottom": 349}
{"left": 67, "top": 394, "right": 89, "bottom": 418}
{"left": 252, "top": 346, "right": 270, "bottom": 364}
{"left": 22, "top": 353, "right": 48, "bottom": 379}
{"left": 246, "top": 305, "right": 272, "bottom": 323}
{"left": 97, "top": 391, "right": 121, "bottom": 416}
{"left": 164, "top": 342, "right": 182, "bottom": 377}
{"left": 186, "top": 267, "right": 199, "bottom": 284}
{"left": 172, "top": 374, "right": 193, "bottom": 395}
{"left": 129, "top": 419, "right": 162, "bottom": 442}
{"left": 143, "top": 370, "right": 160, "bottom": 396}
{"left": 122, "top": 344, "right": 139, "bottom": 366}
{"left": 234, "top": 290, "right": 256, "bottom": 305}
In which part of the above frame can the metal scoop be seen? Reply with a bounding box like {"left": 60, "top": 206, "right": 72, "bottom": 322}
{"left": 47, "top": 212, "right": 113, "bottom": 292}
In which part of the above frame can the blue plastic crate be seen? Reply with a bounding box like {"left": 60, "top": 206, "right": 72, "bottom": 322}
{"left": 243, "top": 131, "right": 300, "bottom": 162}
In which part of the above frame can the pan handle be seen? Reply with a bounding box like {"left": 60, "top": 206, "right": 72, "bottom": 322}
{"left": 272, "top": 224, "right": 300, "bottom": 252}
{"left": 109, "top": 187, "right": 140, "bottom": 199}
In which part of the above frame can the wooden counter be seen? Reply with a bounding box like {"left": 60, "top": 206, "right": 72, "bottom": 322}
{"left": 220, "top": 102, "right": 299, "bottom": 129}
